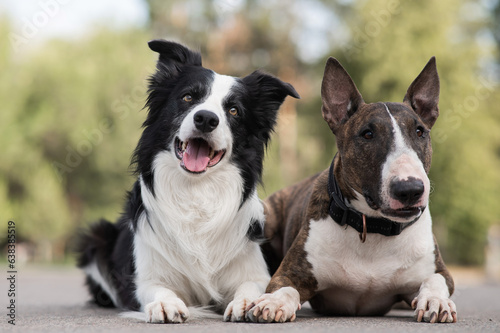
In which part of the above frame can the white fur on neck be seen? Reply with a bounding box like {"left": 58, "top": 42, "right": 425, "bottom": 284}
{"left": 134, "top": 150, "right": 264, "bottom": 306}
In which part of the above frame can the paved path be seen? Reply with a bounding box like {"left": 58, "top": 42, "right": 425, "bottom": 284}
{"left": 2, "top": 265, "right": 499, "bottom": 332}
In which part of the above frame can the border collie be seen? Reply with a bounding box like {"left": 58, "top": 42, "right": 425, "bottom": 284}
{"left": 76, "top": 40, "right": 299, "bottom": 323}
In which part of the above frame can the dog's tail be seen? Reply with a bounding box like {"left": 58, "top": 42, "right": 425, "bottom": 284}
{"left": 75, "top": 219, "right": 120, "bottom": 308}
{"left": 120, "top": 306, "right": 221, "bottom": 322}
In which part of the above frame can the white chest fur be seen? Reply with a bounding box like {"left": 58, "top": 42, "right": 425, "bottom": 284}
{"left": 304, "top": 209, "right": 436, "bottom": 315}
{"left": 134, "top": 151, "right": 265, "bottom": 306}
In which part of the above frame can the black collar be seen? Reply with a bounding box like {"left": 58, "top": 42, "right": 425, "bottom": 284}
{"left": 327, "top": 157, "right": 419, "bottom": 240}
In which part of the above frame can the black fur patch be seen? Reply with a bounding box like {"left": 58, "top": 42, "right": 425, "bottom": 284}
{"left": 126, "top": 180, "right": 148, "bottom": 231}
{"left": 85, "top": 275, "right": 115, "bottom": 308}
{"left": 75, "top": 218, "right": 140, "bottom": 310}
{"left": 74, "top": 219, "right": 120, "bottom": 307}
{"left": 75, "top": 219, "right": 119, "bottom": 269}
{"left": 109, "top": 220, "right": 140, "bottom": 310}
{"left": 246, "top": 218, "right": 265, "bottom": 243}
{"left": 231, "top": 72, "right": 299, "bottom": 203}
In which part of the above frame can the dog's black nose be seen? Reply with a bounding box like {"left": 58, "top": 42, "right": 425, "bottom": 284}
{"left": 193, "top": 110, "right": 219, "bottom": 133}
{"left": 390, "top": 178, "right": 425, "bottom": 205}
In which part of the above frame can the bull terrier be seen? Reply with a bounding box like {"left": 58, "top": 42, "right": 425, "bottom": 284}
{"left": 247, "top": 57, "right": 457, "bottom": 324}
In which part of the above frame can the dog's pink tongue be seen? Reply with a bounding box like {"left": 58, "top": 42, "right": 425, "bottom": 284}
{"left": 183, "top": 139, "right": 210, "bottom": 173}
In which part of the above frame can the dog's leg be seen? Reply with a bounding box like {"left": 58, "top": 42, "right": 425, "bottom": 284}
{"left": 411, "top": 273, "right": 457, "bottom": 323}
{"left": 222, "top": 243, "right": 270, "bottom": 322}
{"left": 139, "top": 283, "right": 190, "bottom": 323}
{"left": 246, "top": 286, "right": 301, "bottom": 323}
{"left": 410, "top": 238, "right": 457, "bottom": 323}
{"left": 246, "top": 229, "right": 316, "bottom": 323}
{"left": 224, "top": 280, "right": 268, "bottom": 322}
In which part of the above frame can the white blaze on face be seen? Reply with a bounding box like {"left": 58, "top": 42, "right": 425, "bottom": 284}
{"left": 178, "top": 73, "right": 236, "bottom": 152}
{"left": 380, "top": 104, "right": 430, "bottom": 210}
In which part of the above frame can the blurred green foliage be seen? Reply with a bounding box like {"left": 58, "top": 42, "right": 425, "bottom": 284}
{"left": 0, "top": 0, "right": 499, "bottom": 265}
{"left": 1, "top": 24, "right": 152, "bottom": 258}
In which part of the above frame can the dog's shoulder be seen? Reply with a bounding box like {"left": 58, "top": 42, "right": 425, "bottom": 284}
{"left": 263, "top": 169, "right": 330, "bottom": 254}
{"left": 305, "top": 169, "right": 331, "bottom": 221}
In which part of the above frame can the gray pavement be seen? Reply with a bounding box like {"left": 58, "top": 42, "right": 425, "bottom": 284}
{"left": 2, "top": 265, "right": 499, "bottom": 332}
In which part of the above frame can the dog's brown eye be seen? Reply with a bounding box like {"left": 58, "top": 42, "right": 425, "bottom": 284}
{"left": 362, "top": 130, "right": 373, "bottom": 140}
{"left": 416, "top": 127, "right": 424, "bottom": 137}
{"left": 228, "top": 107, "right": 238, "bottom": 116}
{"left": 183, "top": 94, "right": 192, "bottom": 102}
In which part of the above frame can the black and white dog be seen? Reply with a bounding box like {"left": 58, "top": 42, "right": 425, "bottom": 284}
{"left": 76, "top": 40, "right": 299, "bottom": 323}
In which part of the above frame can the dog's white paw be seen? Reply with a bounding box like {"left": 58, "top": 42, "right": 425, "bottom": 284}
{"left": 245, "top": 287, "right": 301, "bottom": 323}
{"left": 224, "top": 297, "right": 251, "bottom": 322}
{"left": 411, "top": 295, "right": 457, "bottom": 323}
{"left": 145, "top": 297, "right": 189, "bottom": 323}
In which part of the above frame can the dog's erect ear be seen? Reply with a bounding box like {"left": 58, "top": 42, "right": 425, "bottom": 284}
{"left": 321, "top": 57, "right": 364, "bottom": 134}
{"left": 403, "top": 57, "right": 440, "bottom": 129}
{"left": 148, "top": 40, "right": 202, "bottom": 76}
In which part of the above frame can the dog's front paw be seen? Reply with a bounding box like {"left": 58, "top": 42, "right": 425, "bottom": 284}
{"left": 145, "top": 297, "right": 189, "bottom": 323}
{"left": 411, "top": 295, "right": 457, "bottom": 323}
{"left": 224, "top": 297, "right": 251, "bottom": 322}
{"left": 245, "top": 287, "right": 301, "bottom": 323}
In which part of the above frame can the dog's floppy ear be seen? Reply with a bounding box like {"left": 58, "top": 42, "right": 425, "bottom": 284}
{"left": 148, "top": 40, "right": 202, "bottom": 76}
{"left": 321, "top": 57, "right": 364, "bottom": 134}
{"left": 403, "top": 57, "right": 440, "bottom": 129}
{"left": 243, "top": 70, "right": 300, "bottom": 101}
{"left": 242, "top": 70, "right": 300, "bottom": 143}
{"left": 242, "top": 71, "right": 300, "bottom": 113}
